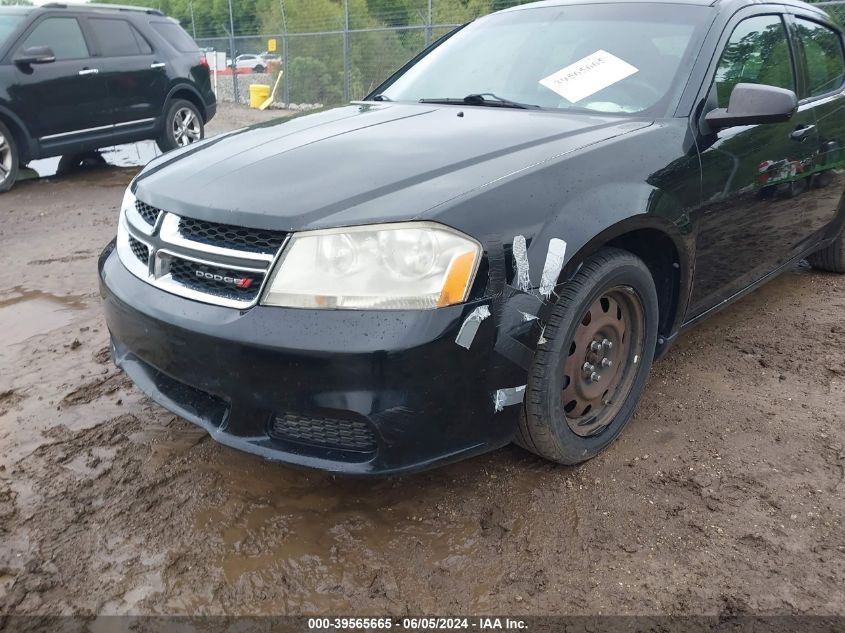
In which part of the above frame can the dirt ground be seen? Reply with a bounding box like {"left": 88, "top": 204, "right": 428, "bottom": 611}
{"left": 0, "top": 103, "right": 844, "bottom": 619}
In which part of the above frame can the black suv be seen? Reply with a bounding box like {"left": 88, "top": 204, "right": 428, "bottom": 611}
{"left": 0, "top": 2, "right": 216, "bottom": 192}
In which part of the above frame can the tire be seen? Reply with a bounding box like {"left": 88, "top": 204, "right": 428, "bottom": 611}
{"left": 812, "top": 171, "right": 834, "bottom": 189}
{"left": 56, "top": 151, "right": 106, "bottom": 176}
{"left": 0, "top": 120, "right": 20, "bottom": 193}
{"left": 254, "top": 65, "right": 265, "bottom": 74}
{"left": 517, "top": 247, "right": 660, "bottom": 465}
{"left": 156, "top": 99, "right": 204, "bottom": 152}
{"left": 808, "top": 229, "right": 845, "bottom": 273}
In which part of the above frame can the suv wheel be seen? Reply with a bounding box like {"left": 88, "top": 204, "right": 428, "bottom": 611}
{"left": 808, "top": 229, "right": 845, "bottom": 273}
{"left": 157, "top": 99, "right": 204, "bottom": 152}
{"left": 0, "top": 121, "right": 20, "bottom": 193}
{"left": 254, "top": 64, "right": 266, "bottom": 73}
{"left": 517, "top": 247, "right": 659, "bottom": 465}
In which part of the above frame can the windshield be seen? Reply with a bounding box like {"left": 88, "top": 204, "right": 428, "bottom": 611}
{"left": 0, "top": 12, "right": 26, "bottom": 47}
{"left": 378, "top": 4, "right": 712, "bottom": 116}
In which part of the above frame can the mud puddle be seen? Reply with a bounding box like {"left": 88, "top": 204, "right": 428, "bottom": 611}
{"left": 0, "top": 287, "right": 87, "bottom": 347}
{"left": 191, "top": 468, "right": 485, "bottom": 587}
{"left": 25, "top": 141, "right": 161, "bottom": 181}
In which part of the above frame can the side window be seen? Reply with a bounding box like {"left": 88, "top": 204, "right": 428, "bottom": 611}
{"left": 19, "top": 17, "right": 89, "bottom": 60}
{"left": 794, "top": 18, "right": 845, "bottom": 97}
{"left": 89, "top": 18, "right": 152, "bottom": 57}
{"left": 714, "top": 15, "right": 794, "bottom": 108}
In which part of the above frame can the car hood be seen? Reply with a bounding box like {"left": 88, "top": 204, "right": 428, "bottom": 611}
{"left": 134, "top": 103, "right": 651, "bottom": 232}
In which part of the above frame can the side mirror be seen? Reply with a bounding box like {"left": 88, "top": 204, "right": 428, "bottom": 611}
{"left": 14, "top": 46, "right": 57, "bottom": 66}
{"left": 705, "top": 83, "right": 797, "bottom": 131}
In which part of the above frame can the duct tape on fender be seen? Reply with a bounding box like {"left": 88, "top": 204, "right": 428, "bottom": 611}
{"left": 490, "top": 235, "right": 568, "bottom": 411}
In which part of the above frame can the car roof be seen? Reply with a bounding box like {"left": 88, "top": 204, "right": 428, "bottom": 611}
{"left": 37, "top": 2, "right": 165, "bottom": 16}
{"left": 500, "top": 0, "right": 829, "bottom": 10}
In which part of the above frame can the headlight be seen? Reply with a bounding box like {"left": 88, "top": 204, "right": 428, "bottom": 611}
{"left": 262, "top": 222, "right": 481, "bottom": 310}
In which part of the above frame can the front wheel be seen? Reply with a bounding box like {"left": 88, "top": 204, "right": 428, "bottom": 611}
{"left": 517, "top": 247, "right": 659, "bottom": 465}
{"left": 156, "top": 99, "right": 204, "bottom": 152}
{"left": 0, "top": 121, "right": 20, "bottom": 193}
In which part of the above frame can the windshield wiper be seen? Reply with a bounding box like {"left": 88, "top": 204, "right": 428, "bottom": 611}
{"left": 420, "top": 93, "right": 539, "bottom": 109}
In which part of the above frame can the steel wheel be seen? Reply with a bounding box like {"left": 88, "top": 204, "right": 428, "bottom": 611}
{"left": 519, "top": 248, "right": 659, "bottom": 465}
{"left": 0, "top": 129, "right": 12, "bottom": 186}
{"left": 172, "top": 107, "right": 202, "bottom": 147}
{"left": 561, "top": 286, "right": 646, "bottom": 437}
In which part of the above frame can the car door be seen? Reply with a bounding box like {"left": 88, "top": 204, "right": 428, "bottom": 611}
{"left": 688, "top": 11, "right": 820, "bottom": 318}
{"left": 83, "top": 16, "right": 168, "bottom": 132}
{"left": 9, "top": 14, "right": 109, "bottom": 145}
{"left": 787, "top": 11, "right": 845, "bottom": 238}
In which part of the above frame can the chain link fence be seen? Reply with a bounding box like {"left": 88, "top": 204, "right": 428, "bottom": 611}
{"left": 197, "top": 26, "right": 461, "bottom": 108}
{"left": 196, "top": 0, "right": 845, "bottom": 108}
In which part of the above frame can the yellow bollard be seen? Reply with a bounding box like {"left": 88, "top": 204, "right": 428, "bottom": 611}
{"left": 249, "top": 84, "right": 271, "bottom": 109}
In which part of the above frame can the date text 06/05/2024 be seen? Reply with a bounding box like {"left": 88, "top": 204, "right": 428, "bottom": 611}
{"left": 306, "top": 617, "right": 528, "bottom": 630}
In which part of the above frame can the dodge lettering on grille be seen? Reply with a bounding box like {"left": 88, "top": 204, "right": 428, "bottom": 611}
{"left": 195, "top": 270, "right": 254, "bottom": 289}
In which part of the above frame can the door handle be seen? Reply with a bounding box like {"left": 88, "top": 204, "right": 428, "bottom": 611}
{"left": 790, "top": 124, "right": 816, "bottom": 141}
{"left": 150, "top": 62, "right": 166, "bottom": 69}
{"left": 78, "top": 68, "right": 99, "bottom": 76}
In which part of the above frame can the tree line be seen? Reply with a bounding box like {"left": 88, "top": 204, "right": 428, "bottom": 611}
{"left": 96, "top": 0, "right": 531, "bottom": 39}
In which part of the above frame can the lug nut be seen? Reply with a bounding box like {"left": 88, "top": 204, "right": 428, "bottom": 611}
{"left": 590, "top": 341, "right": 602, "bottom": 352}
{"left": 583, "top": 362, "right": 595, "bottom": 375}
{"left": 601, "top": 358, "right": 612, "bottom": 368}
{"left": 602, "top": 339, "right": 612, "bottom": 350}
{"left": 590, "top": 372, "right": 601, "bottom": 383}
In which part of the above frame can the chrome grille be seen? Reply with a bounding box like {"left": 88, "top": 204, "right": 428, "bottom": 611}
{"left": 178, "top": 217, "right": 287, "bottom": 254}
{"left": 269, "top": 413, "right": 378, "bottom": 452}
{"left": 135, "top": 200, "right": 160, "bottom": 226}
{"left": 117, "top": 197, "right": 287, "bottom": 309}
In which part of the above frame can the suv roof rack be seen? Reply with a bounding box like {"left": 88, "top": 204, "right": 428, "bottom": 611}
{"left": 40, "top": 3, "right": 165, "bottom": 16}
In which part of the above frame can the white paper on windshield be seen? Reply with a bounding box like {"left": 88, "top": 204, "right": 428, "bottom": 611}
{"left": 539, "top": 50, "right": 639, "bottom": 103}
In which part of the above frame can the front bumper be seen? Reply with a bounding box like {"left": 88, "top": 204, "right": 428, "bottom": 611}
{"left": 99, "top": 242, "right": 527, "bottom": 475}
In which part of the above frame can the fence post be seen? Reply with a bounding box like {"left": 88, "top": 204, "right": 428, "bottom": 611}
{"left": 228, "top": 0, "right": 239, "bottom": 104}
{"left": 425, "top": 0, "right": 432, "bottom": 46}
{"left": 280, "top": 0, "right": 289, "bottom": 107}
{"left": 282, "top": 35, "right": 289, "bottom": 107}
{"left": 343, "top": 0, "right": 350, "bottom": 102}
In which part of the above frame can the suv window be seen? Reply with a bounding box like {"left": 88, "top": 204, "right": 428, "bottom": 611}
{"left": 794, "top": 18, "right": 845, "bottom": 97}
{"left": 714, "top": 15, "right": 794, "bottom": 108}
{"left": 89, "top": 18, "right": 152, "bottom": 57}
{"left": 150, "top": 21, "right": 198, "bottom": 53}
{"left": 19, "top": 17, "right": 89, "bottom": 60}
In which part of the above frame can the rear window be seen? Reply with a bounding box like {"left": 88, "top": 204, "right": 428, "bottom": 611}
{"left": 90, "top": 18, "right": 152, "bottom": 56}
{"left": 150, "top": 21, "right": 198, "bottom": 53}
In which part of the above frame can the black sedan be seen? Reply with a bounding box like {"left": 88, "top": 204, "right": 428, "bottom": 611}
{"left": 99, "top": 0, "right": 845, "bottom": 474}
